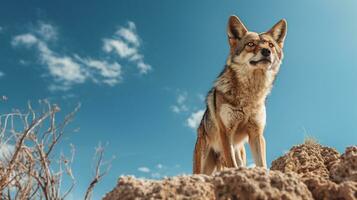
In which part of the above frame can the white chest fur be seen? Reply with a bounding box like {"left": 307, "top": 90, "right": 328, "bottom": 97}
{"left": 219, "top": 104, "right": 244, "bottom": 131}
{"left": 219, "top": 103, "right": 266, "bottom": 132}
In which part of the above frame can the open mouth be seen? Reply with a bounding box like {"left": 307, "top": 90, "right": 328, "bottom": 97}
{"left": 249, "top": 58, "right": 271, "bottom": 65}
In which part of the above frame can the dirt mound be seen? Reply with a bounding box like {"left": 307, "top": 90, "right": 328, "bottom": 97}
{"left": 104, "top": 143, "right": 357, "bottom": 200}
{"left": 103, "top": 175, "right": 214, "bottom": 200}
{"left": 212, "top": 168, "right": 312, "bottom": 200}
{"left": 330, "top": 146, "right": 357, "bottom": 183}
{"left": 303, "top": 177, "right": 357, "bottom": 200}
{"left": 103, "top": 168, "right": 312, "bottom": 200}
{"left": 272, "top": 143, "right": 357, "bottom": 200}
{"left": 270, "top": 142, "right": 340, "bottom": 179}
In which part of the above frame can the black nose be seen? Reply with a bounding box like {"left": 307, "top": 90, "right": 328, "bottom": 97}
{"left": 261, "top": 48, "right": 271, "bottom": 57}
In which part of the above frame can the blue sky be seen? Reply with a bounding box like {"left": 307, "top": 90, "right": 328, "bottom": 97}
{"left": 1, "top": 0, "right": 357, "bottom": 199}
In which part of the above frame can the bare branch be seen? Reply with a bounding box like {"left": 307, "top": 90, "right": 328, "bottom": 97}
{"left": 84, "top": 143, "right": 113, "bottom": 200}
{"left": 0, "top": 101, "right": 77, "bottom": 199}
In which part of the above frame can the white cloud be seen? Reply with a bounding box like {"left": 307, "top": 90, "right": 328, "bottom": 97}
{"left": 19, "top": 59, "right": 30, "bottom": 65}
{"left": 177, "top": 94, "right": 187, "bottom": 104}
{"left": 0, "top": 71, "right": 4, "bottom": 78}
{"left": 103, "top": 21, "right": 151, "bottom": 74}
{"left": 12, "top": 33, "right": 86, "bottom": 90}
{"left": 42, "top": 51, "right": 86, "bottom": 84}
{"left": 37, "top": 22, "right": 57, "bottom": 41}
{"left": 48, "top": 84, "right": 71, "bottom": 92}
{"left": 116, "top": 21, "right": 140, "bottom": 46}
{"left": 171, "top": 106, "right": 180, "bottom": 113}
{"left": 135, "top": 163, "right": 183, "bottom": 179}
{"left": 137, "top": 61, "right": 152, "bottom": 74}
{"left": 170, "top": 91, "right": 207, "bottom": 130}
{"left": 1, "top": 96, "right": 8, "bottom": 101}
{"left": 103, "top": 39, "right": 137, "bottom": 58}
{"left": 76, "top": 56, "right": 122, "bottom": 86}
{"left": 12, "top": 22, "right": 127, "bottom": 91}
{"left": 150, "top": 172, "right": 161, "bottom": 178}
{"left": 129, "top": 54, "right": 143, "bottom": 62}
{"left": 187, "top": 109, "right": 205, "bottom": 130}
{"left": 171, "top": 92, "right": 189, "bottom": 114}
{"left": 30, "top": 39, "right": 86, "bottom": 90}
{"left": 12, "top": 34, "right": 38, "bottom": 47}
{"left": 138, "top": 167, "right": 150, "bottom": 173}
{"left": 12, "top": 20, "right": 151, "bottom": 91}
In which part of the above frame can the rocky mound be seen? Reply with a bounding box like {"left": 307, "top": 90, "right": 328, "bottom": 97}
{"left": 271, "top": 141, "right": 340, "bottom": 179}
{"left": 272, "top": 143, "right": 357, "bottom": 200}
{"left": 104, "top": 143, "right": 357, "bottom": 200}
{"left": 103, "top": 175, "right": 214, "bottom": 199}
{"left": 103, "top": 168, "right": 312, "bottom": 200}
{"left": 330, "top": 146, "right": 357, "bottom": 183}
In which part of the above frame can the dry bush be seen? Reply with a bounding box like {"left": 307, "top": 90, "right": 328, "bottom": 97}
{"left": 304, "top": 136, "right": 319, "bottom": 146}
{"left": 0, "top": 100, "right": 111, "bottom": 200}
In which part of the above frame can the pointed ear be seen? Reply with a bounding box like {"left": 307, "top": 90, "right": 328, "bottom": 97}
{"left": 267, "top": 19, "right": 287, "bottom": 48}
{"left": 227, "top": 16, "right": 248, "bottom": 47}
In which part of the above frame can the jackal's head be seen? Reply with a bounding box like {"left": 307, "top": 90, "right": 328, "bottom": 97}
{"left": 227, "top": 16, "right": 287, "bottom": 72}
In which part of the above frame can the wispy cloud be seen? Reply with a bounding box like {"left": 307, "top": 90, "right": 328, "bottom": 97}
{"left": 137, "top": 62, "right": 151, "bottom": 75}
{"left": 187, "top": 109, "right": 204, "bottom": 130}
{"left": 137, "top": 167, "right": 150, "bottom": 173}
{"left": 12, "top": 33, "right": 38, "bottom": 46}
{"left": 171, "top": 92, "right": 189, "bottom": 113}
{"left": 12, "top": 21, "right": 126, "bottom": 91}
{"left": 150, "top": 172, "right": 161, "bottom": 179}
{"left": 136, "top": 163, "right": 183, "bottom": 179}
{"left": 117, "top": 22, "right": 140, "bottom": 47}
{"left": 103, "top": 21, "right": 152, "bottom": 74}
{"left": 0, "top": 71, "right": 4, "bottom": 78}
{"left": 103, "top": 39, "right": 137, "bottom": 58}
{"left": 169, "top": 90, "right": 206, "bottom": 130}
{"left": 36, "top": 22, "right": 57, "bottom": 41}
{"left": 75, "top": 56, "right": 122, "bottom": 86}
{"left": 13, "top": 33, "right": 87, "bottom": 91}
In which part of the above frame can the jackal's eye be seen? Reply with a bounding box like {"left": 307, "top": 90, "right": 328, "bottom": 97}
{"left": 269, "top": 42, "right": 274, "bottom": 48}
{"left": 246, "top": 42, "right": 255, "bottom": 47}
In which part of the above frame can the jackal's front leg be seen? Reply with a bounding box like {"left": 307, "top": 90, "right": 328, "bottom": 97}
{"left": 218, "top": 127, "right": 238, "bottom": 168}
{"left": 248, "top": 127, "right": 267, "bottom": 168}
{"left": 235, "top": 145, "right": 246, "bottom": 167}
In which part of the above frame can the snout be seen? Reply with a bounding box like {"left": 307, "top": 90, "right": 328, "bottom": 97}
{"left": 249, "top": 48, "right": 273, "bottom": 66}
{"left": 261, "top": 48, "right": 271, "bottom": 57}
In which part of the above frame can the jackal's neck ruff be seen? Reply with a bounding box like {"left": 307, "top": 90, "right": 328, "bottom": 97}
{"left": 214, "top": 55, "right": 281, "bottom": 108}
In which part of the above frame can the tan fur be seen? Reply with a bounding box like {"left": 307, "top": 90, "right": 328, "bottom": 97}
{"left": 193, "top": 16, "right": 287, "bottom": 174}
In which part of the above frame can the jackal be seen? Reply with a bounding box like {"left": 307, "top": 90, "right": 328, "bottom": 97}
{"left": 193, "top": 15, "right": 287, "bottom": 174}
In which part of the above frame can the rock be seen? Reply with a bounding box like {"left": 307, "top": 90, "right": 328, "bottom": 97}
{"left": 330, "top": 146, "right": 357, "bottom": 183}
{"left": 303, "top": 176, "right": 357, "bottom": 200}
{"left": 103, "top": 143, "right": 357, "bottom": 200}
{"left": 103, "top": 168, "right": 313, "bottom": 200}
{"left": 103, "top": 175, "right": 214, "bottom": 200}
{"left": 212, "top": 168, "right": 312, "bottom": 200}
{"left": 271, "top": 143, "right": 357, "bottom": 200}
{"left": 270, "top": 142, "right": 340, "bottom": 179}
